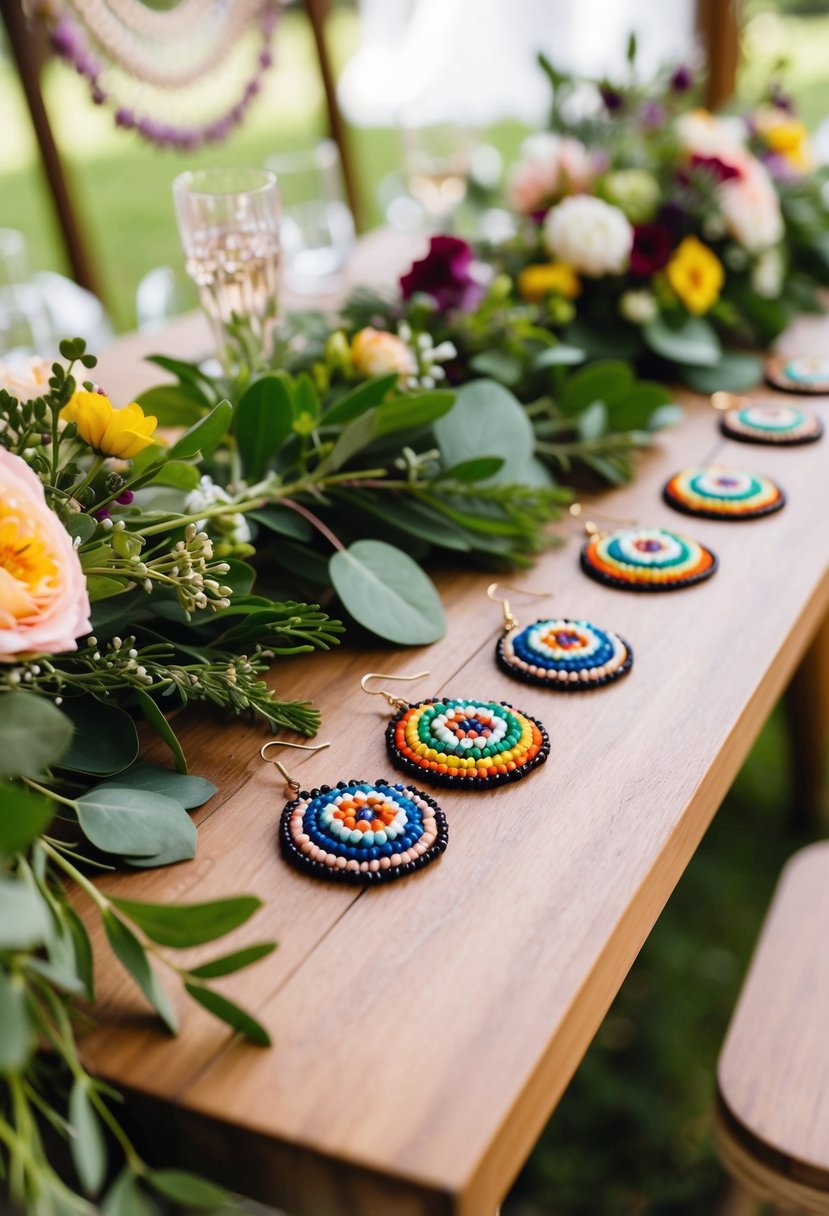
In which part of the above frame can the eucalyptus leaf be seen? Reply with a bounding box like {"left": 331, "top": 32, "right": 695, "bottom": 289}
{"left": 110, "top": 894, "right": 261, "bottom": 947}
{"left": 0, "top": 968, "right": 33, "bottom": 1071}
{"left": 648, "top": 403, "right": 685, "bottom": 431}
{"left": 0, "top": 694, "right": 73, "bottom": 778}
{"left": 64, "top": 904, "right": 95, "bottom": 1000}
{"left": 577, "top": 401, "right": 607, "bottom": 441}
{"left": 69, "top": 1078, "right": 107, "bottom": 1195}
{"left": 643, "top": 314, "right": 721, "bottom": 366}
{"left": 103, "top": 1170, "right": 163, "bottom": 1216}
{"left": 187, "top": 941, "right": 277, "bottom": 979}
{"left": 434, "top": 380, "right": 535, "bottom": 485}
{"left": 234, "top": 375, "right": 294, "bottom": 480}
{"left": 559, "top": 361, "right": 634, "bottom": 415}
{"left": 65, "top": 514, "right": 98, "bottom": 544}
{"left": 167, "top": 399, "right": 232, "bottom": 460}
{"left": 102, "top": 912, "right": 178, "bottom": 1034}
{"left": 103, "top": 763, "right": 216, "bottom": 810}
{"left": 534, "top": 344, "right": 587, "bottom": 368}
{"left": 469, "top": 350, "right": 523, "bottom": 385}
{"left": 184, "top": 982, "right": 271, "bottom": 1046}
{"left": 329, "top": 539, "right": 446, "bottom": 644}
{"left": 134, "top": 689, "right": 187, "bottom": 773}
{"left": 0, "top": 876, "right": 50, "bottom": 949}
{"left": 146, "top": 1170, "right": 234, "bottom": 1207}
{"left": 678, "top": 352, "right": 764, "bottom": 394}
{"left": 59, "top": 701, "right": 138, "bottom": 775}
{"left": 76, "top": 787, "right": 195, "bottom": 859}
{"left": 0, "top": 786, "right": 55, "bottom": 855}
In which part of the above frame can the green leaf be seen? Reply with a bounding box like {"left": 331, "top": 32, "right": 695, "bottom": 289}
{"left": 605, "top": 382, "right": 674, "bottom": 432}
{"left": 0, "top": 695, "right": 73, "bottom": 778}
{"left": 0, "top": 969, "right": 33, "bottom": 1071}
{"left": 577, "top": 401, "right": 607, "bottom": 441}
{"left": 103, "top": 1170, "right": 163, "bottom": 1216}
{"left": 145, "top": 1170, "right": 233, "bottom": 1207}
{"left": 69, "top": 1077, "right": 106, "bottom": 1195}
{"left": 59, "top": 700, "right": 138, "bottom": 775}
{"left": 145, "top": 461, "right": 201, "bottom": 491}
{"left": 643, "top": 315, "right": 722, "bottom": 366}
{"left": 248, "top": 505, "right": 313, "bottom": 542}
{"left": 134, "top": 689, "right": 187, "bottom": 774}
{"left": 469, "top": 350, "right": 523, "bottom": 385}
{"left": 322, "top": 373, "right": 398, "bottom": 425}
{"left": 167, "top": 399, "right": 232, "bottom": 460}
{"left": 135, "top": 384, "right": 205, "bottom": 427}
{"left": 678, "top": 353, "right": 764, "bottom": 394}
{"left": 648, "top": 403, "right": 685, "bottom": 431}
{"left": 325, "top": 408, "right": 380, "bottom": 471}
{"left": 110, "top": 894, "right": 261, "bottom": 947}
{"left": 103, "top": 912, "right": 178, "bottom": 1034}
{"left": 0, "top": 876, "right": 51, "bottom": 949}
{"left": 559, "top": 361, "right": 634, "bottom": 415}
{"left": 329, "top": 539, "right": 446, "bottom": 644}
{"left": 0, "top": 785, "right": 55, "bottom": 854}
{"left": 85, "top": 575, "right": 129, "bottom": 603}
{"left": 146, "top": 354, "right": 216, "bottom": 399}
{"left": 442, "top": 457, "right": 505, "bottom": 482}
{"left": 103, "top": 763, "right": 216, "bottom": 810}
{"left": 188, "top": 941, "right": 277, "bottom": 979}
{"left": 434, "top": 380, "right": 536, "bottom": 485}
{"left": 64, "top": 904, "right": 95, "bottom": 1001}
{"left": 375, "top": 390, "right": 455, "bottom": 436}
{"left": 337, "top": 492, "right": 471, "bottom": 552}
{"left": 564, "top": 319, "right": 642, "bottom": 360}
{"left": 66, "top": 514, "right": 98, "bottom": 544}
{"left": 294, "top": 372, "right": 321, "bottom": 423}
{"left": 534, "top": 344, "right": 587, "bottom": 368}
{"left": 234, "top": 375, "right": 294, "bottom": 480}
{"left": 76, "top": 787, "right": 195, "bottom": 860}
{"left": 184, "top": 982, "right": 271, "bottom": 1046}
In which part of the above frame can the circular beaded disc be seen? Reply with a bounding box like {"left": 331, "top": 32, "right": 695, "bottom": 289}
{"left": 280, "top": 779, "right": 448, "bottom": 885}
{"left": 766, "top": 355, "right": 829, "bottom": 394}
{"left": 496, "top": 618, "right": 633, "bottom": 690}
{"left": 581, "top": 527, "right": 718, "bottom": 592}
{"left": 720, "top": 402, "right": 822, "bottom": 446}
{"left": 663, "top": 466, "right": 786, "bottom": 521}
{"left": 387, "top": 698, "right": 549, "bottom": 788}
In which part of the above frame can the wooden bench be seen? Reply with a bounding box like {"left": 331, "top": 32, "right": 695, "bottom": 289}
{"left": 717, "top": 843, "right": 829, "bottom": 1213}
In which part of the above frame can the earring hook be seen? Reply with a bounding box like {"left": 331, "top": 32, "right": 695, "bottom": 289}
{"left": 486, "top": 582, "right": 551, "bottom": 632}
{"left": 260, "top": 740, "right": 330, "bottom": 792}
{"left": 360, "top": 671, "right": 429, "bottom": 711}
{"left": 569, "top": 502, "right": 637, "bottom": 538}
{"left": 711, "top": 391, "right": 750, "bottom": 412}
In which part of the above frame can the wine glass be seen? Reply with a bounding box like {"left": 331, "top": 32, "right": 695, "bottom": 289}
{"left": 172, "top": 168, "right": 281, "bottom": 371}
{"left": 400, "top": 118, "right": 474, "bottom": 228}
{"left": 266, "top": 140, "right": 355, "bottom": 296}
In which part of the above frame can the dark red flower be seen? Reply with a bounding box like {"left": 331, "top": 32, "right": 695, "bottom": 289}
{"left": 400, "top": 235, "right": 483, "bottom": 312}
{"left": 688, "top": 153, "right": 743, "bottom": 183}
{"left": 670, "top": 64, "right": 694, "bottom": 92}
{"left": 600, "top": 83, "right": 624, "bottom": 113}
{"left": 630, "top": 224, "right": 674, "bottom": 278}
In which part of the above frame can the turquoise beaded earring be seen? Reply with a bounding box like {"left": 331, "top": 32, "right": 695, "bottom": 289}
{"left": 360, "top": 671, "right": 550, "bottom": 790}
{"left": 575, "top": 505, "right": 719, "bottom": 592}
{"left": 261, "top": 739, "right": 448, "bottom": 886}
{"left": 488, "top": 583, "right": 633, "bottom": 691}
{"left": 711, "top": 391, "right": 822, "bottom": 447}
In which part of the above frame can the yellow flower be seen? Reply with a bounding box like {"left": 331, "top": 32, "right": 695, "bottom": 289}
{"left": 754, "top": 108, "right": 812, "bottom": 172}
{"left": 61, "top": 391, "right": 158, "bottom": 459}
{"left": 518, "top": 262, "right": 581, "bottom": 302}
{"left": 665, "top": 236, "right": 724, "bottom": 316}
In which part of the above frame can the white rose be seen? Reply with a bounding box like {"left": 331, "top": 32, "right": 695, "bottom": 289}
{"left": 675, "top": 110, "right": 746, "bottom": 160}
{"left": 0, "top": 357, "right": 51, "bottom": 402}
{"left": 752, "top": 246, "right": 784, "bottom": 298}
{"left": 719, "top": 161, "right": 784, "bottom": 253}
{"left": 543, "top": 196, "right": 633, "bottom": 277}
{"left": 619, "top": 290, "right": 658, "bottom": 325}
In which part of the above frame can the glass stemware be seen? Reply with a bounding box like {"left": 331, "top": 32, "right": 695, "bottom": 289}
{"left": 400, "top": 119, "right": 474, "bottom": 229}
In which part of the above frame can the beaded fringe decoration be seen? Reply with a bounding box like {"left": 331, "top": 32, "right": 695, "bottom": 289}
{"left": 766, "top": 356, "right": 829, "bottom": 395}
{"left": 581, "top": 527, "right": 718, "bottom": 592}
{"left": 663, "top": 467, "right": 786, "bottom": 521}
{"left": 280, "top": 780, "right": 448, "bottom": 885}
{"left": 497, "top": 618, "right": 633, "bottom": 691}
{"left": 720, "top": 402, "right": 822, "bottom": 446}
{"left": 386, "top": 698, "right": 550, "bottom": 788}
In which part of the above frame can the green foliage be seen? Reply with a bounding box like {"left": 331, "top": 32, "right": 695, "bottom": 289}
{"left": 330, "top": 540, "right": 447, "bottom": 645}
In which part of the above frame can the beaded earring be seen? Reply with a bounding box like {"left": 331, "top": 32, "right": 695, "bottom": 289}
{"left": 360, "top": 671, "right": 550, "bottom": 790}
{"left": 261, "top": 740, "right": 448, "bottom": 886}
{"left": 488, "top": 583, "right": 633, "bottom": 691}
{"left": 576, "top": 507, "right": 718, "bottom": 592}
{"left": 712, "top": 391, "right": 823, "bottom": 447}
{"left": 766, "top": 355, "right": 829, "bottom": 395}
{"left": 662, "top": 465, "right": 786, "bottom": 521}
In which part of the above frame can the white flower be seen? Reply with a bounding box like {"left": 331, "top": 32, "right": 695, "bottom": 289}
{"left": 619, "top": 290, "right": 658, "bottom": 325}
{"left": 543, "top": 196, "right": 633, "bottom": 278}
{"left": 507, "top": 133, "right": 596, "bottom": 213}
{"left": 752, "top": 246, "right": 784, "bottom": 298}
{"left": 719, "top": 160, "right": 784, "bottom": 253}
{"left": 675, "top": 110, "right": 747, "bottom": 160}
{"left": 185, "top": 476, "right": 251, "bottom": 545}
{"left": 0, "top": 357, "right": 51, "bottom": 402}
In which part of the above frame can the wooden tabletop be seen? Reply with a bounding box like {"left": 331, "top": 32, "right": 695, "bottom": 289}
{"left": 79, "top": 233, "right": 829, "bottom": 1215}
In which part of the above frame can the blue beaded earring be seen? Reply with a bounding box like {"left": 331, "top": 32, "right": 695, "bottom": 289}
{"left": 488, "top": 583, "right": 633, "bottom": 691}
{"left": 261, "top": 740, "right": 448, "bottom": 886}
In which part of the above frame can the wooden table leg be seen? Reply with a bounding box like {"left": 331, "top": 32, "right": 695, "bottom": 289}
{"left": 784, "top": 609, "right": 829, "bottom": 832}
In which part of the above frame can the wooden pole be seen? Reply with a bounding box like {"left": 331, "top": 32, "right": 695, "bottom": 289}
{"left": 698, "top": 0, "right": 741, "bottom": 109}
{"left": 0, "top": 0, "right": 102, "bottom": 298}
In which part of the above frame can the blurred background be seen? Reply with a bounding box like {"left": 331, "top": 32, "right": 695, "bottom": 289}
{"left": 1, "top": 1, "right": 828, "bottom": 1211}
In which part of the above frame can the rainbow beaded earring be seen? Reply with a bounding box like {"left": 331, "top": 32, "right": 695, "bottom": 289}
{"left": 712, "top": 392, "right": 822, "bottom": 447}
{"left": 488, "top": 583, "right": 633, "bottom": 691}
{"left": 662, "top": 466, "right": 786, "bottom": 521}
{"left": 262, "top": 740, "right": 448, "bottom": 886}
{"left": 360, "top": 672, "right": 550, "bottom": 790}
{"left": 577, "top": 510, "right": 718, "bottom": 592}
{"left": 766, "top": 355, "right": 829, "bottom": 395}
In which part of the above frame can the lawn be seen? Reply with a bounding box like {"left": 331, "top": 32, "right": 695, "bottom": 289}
{"left": 1, "top": 4, "right": 828, "bottom": 1212}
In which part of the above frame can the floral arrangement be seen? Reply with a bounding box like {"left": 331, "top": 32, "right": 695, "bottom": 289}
{"left": 490, "top": 48, "right": 829, "bottom": 390}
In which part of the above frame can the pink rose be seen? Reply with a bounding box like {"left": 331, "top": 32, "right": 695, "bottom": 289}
{"left": 0, "top": 448, "right": 91, "bottom": 658}
{"left": 507, "top": 134, "right": 597, "bottom": 214}
{"left": 719, "top": 159, "right": 784, "bottom": 252}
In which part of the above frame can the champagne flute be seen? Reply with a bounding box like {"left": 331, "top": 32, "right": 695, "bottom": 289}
{"left": 400, "top": 119, "right": 474, "bottom": 229}
{"left": 173, "top": 168, "right": 281, "bottom": 371}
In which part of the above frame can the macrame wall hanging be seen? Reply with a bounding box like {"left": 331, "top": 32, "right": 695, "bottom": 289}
{"left": 34, "top": 0, "right": 282, "bottom": 149}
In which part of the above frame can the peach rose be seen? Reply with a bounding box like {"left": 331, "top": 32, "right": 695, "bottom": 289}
{"left": 0, "top": 358, "right": 51, "bottom": 403}
{"left": 719, "top": 159, "right": 784, "bottom": 252}
{"left": 507, "top": 134, "right": 597, "bottom": 214}
{"left": 350, "top": 328, "right": 416, "bottom": 380}
{"left": 0, "top": 448, "right": 91, "bottom": 658}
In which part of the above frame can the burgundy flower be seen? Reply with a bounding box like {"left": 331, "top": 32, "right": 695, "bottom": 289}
{"left": 688, "top": 153, "right": 742, "bottom": 183}
{"left": 600, "top": 83, "right": 624, "bottom": 112}
{"left": 658, "top": 201, "right": 687, "bottom": 234}
{"left": 670, "top": 64, "right": 694, "bottom": 92}
{"left": 400, "top": 236, "right": 483, "bottom": 312}
{"left": 630, "top": 224, "right": 674, "bottom": 278}
{"left": 770, "top": 83, "right": 795, "bottom": 113}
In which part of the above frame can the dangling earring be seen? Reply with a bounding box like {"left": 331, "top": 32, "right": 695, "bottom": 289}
{"left": 765, "top": 354, "right": 829, "bottom": 395}
{"left": 488, "top": 583, "right": 633, "bottom": 691}
{"left": 260, "top": 739, "right": 448, "bottom": 886}
{"left": 359, "top": 671, "right": 550, "bottom": 790}
{"left": 574, "top": 503, "right": 718, "bottom": 592}
{"left": 662, "top": 462, "right": 786, "bottom": 521}
{"left": 711, "top": 391, "right": 822, "bottom": 447}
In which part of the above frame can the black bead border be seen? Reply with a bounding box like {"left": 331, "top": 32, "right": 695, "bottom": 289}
{"left": 495, "top": 621, "right": 634, "bottom": 691}
{"left": 279, "top": 779, "right": 449, "bottom": 885}
{"left": 719, "top": 414, "right": 823, "bottom": 447}
{"left": 662, "top": 482, "right": 786, "bottom": 522}
{"left": 579, "top": 541, "right": 719, "bottom": 593}
{"left": 384, "top": 699, "right": 550, "bottom": 789}
{"left": 765, "top": 357, "right": 829, "bottom": 395}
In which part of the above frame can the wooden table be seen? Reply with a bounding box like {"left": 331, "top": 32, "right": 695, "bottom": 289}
{"left": 81, "top": 231, "right": 829, "bottom": 1216}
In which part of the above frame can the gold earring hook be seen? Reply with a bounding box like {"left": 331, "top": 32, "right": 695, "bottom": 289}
{"left": 359, "top": 671, "right": 429, "bottom": 712}
{"left": 486, "top": 582, "right": 551, "bottom": 632}
{"left": 711, "top": 391, "right": 750, "bottom": 412}
{"left": 260, "top": 740, "right": 330, "bottom": 792}
{"left": 569, "top": 502, "right": 637, "bottom": 539}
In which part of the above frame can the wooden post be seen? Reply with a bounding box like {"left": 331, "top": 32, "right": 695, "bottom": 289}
{"left": 0, "top": 0, "right": 102, "bottom": 298}
{"left": 303, "top": 0, "right": 363, "bottom": 232}
{"left": 698, "top": 0, "right": 741, "bottom": 109}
